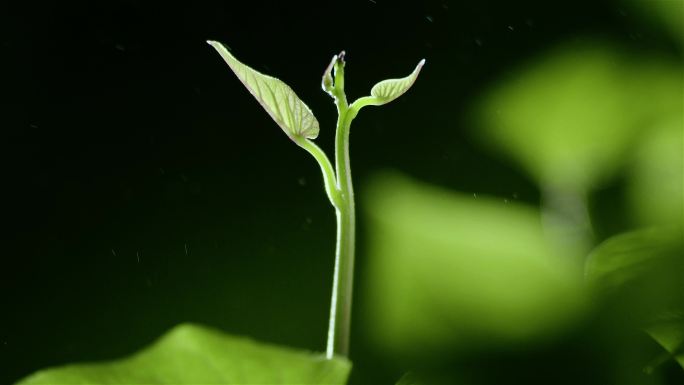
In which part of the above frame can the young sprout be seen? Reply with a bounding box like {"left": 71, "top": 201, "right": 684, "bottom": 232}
{"left": 207, "top": 40, "right": 424, "bottom": 359}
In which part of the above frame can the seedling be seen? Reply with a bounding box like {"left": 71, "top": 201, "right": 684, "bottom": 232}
{"left": 207, "top": 41, "right": 424, "bottom": 359}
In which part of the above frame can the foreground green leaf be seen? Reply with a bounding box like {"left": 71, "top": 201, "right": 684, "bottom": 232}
{"left": 17, "top": 324, "right": 351, "bottom": 385}
{"left": 208, "top": 41, "right": 320, "bottom": 140}
{"left": 362, "top": 173, "right": 585, "bottom": 356}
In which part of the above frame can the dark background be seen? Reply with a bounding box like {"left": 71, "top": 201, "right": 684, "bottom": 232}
{"left": 1, "top": 1, "right": 680, "bottom": 384}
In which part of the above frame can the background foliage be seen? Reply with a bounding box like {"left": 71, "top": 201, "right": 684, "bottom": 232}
{"left": 2, "top": 0, "right": 681, "bottom": 384}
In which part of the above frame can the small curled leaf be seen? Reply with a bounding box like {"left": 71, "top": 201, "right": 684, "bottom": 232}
{"left": 322, "top": 54, "right": 337, "bottom": 95}
{"left": 207, "top": 40, "right": 320, "bottom": 140}
{"left": 370, "top": 59, "right": 426, "bottom": 105}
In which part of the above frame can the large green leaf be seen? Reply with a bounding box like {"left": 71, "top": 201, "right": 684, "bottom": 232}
{"left": 362, "top": 173, "right": 585, "bottom": 356}
{"left": 16, "top": 324, "right": 351, "bottom": 385}
{"left": 473, "top": 41, "right": 682, "bottom": 192}
{"left": 208, "top": 41, "right": 320, "bottom": 140}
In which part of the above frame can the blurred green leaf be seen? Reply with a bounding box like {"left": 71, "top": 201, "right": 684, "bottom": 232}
{"left": 627, "top": 116, "right": 684, "bottom": 230}
{"left": 647, "top": 313, "right": 684, "bottom": 370}
{"left": 208, "top": 41, "right": 320, "bottom": 140}
{"left": 626, "top": 0, "right": 684, "bottom": 43}
{"left": 474, "top": 42, "right": 682, "bottom": 192}
{"left": 395, "top": 372, "right": 422, "bottom": 385}
{"left": 369, "top": 59, "right": 426, "bottom": 105}
{"left": 585, "top": 228, "right": 683, "bottom": 295}
{"left": 585, "top": 228, "right": 684, "bottom": 370}
{"left": 17, "top": 324, "right": 351, "bottom": 385}
{"left": 362, "top": 173, "right": 585, "bottom": 356}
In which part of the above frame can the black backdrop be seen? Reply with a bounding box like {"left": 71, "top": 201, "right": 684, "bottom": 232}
{"left": 1, "top": 1, "right": 679, "bottom": 384}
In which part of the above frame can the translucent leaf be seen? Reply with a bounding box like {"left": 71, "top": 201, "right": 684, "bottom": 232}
{"left": 362, "top": 172, "right": 585, "bottom": 357}
{"left": 16, "top": 324, "right": 351, "bottom": 385}
{"left": 208, "top": 41, "right": 320, "bottom": 140}
{"left": 370, "top": 59, "right": 425, "bottom": 105}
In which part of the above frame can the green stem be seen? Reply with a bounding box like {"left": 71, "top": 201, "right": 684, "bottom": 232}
{"left": 540, "top": 183, "right": 594, "bottom": 261}
{"left": 349, "top": 96, "right": 381, "bottom": 113}
{"left": 295, "top": 138, "right": 341, "bottom": 208}
{"left": 326, "top": 60, "right": 356, "bottom": 359}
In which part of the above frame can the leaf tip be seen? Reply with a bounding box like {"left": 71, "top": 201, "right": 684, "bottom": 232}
{"left": 206, "top": 40, "right": 232, "bottom": 53}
